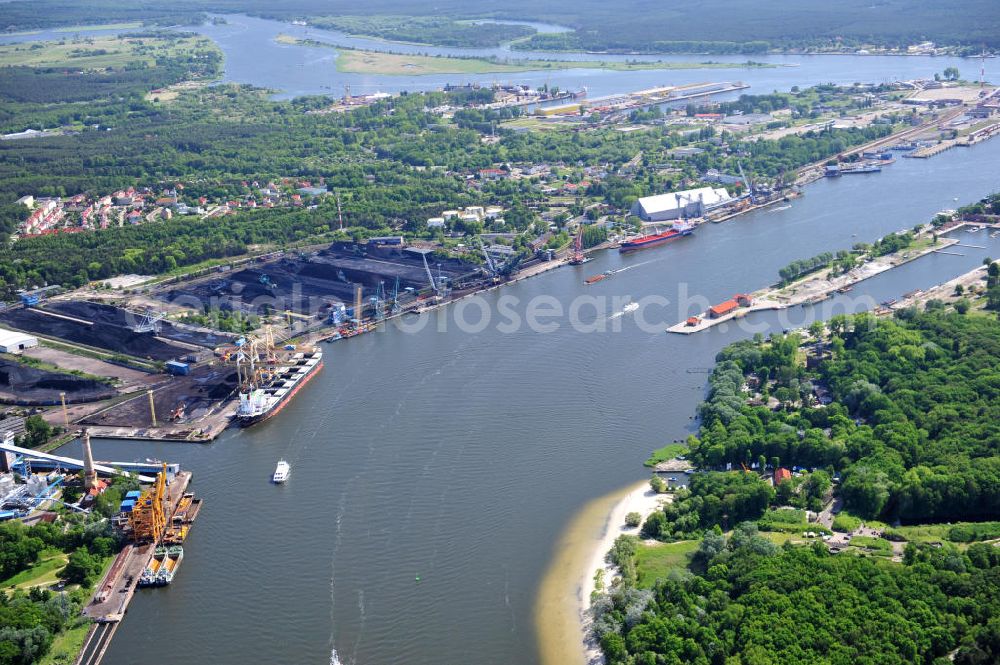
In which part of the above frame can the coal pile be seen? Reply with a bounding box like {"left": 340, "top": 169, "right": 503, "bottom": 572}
{"left": 0, "top": 358, "right": 115, "bottom": 405}
{"left": 159, "top": 258, "right": 351, "bottom": 316}
{"left": 158, "top": 243, "right": 480, "bottom": 317}
{"left": 79, "top": 364, "right": 238, "bottom": 427}
{"left": 0, "top": 308, "right": 185, "bottom": 361}
{"left": 44, "top": 301, "right": 234, "bottom": 348}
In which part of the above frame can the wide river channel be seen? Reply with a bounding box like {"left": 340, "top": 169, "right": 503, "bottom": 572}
{"left": 43, "top": 14, "right": 1000, "bottom": 665}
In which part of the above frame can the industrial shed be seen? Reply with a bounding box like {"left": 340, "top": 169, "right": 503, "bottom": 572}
{"left": 631, "top": 186, "right": 732, "bottom": 222}
{"left": 0, "top": 327, "right": 38, "bottom": 354}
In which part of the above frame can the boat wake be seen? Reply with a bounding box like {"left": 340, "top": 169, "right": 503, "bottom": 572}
{"left": 330, "top": 649, "right": 343, "bottom": 665}
{"left": 770, "top": 205, "right": 792, "bottom": 212}
{"left": 607, "top": 259, "right": 656, "bottom": 275}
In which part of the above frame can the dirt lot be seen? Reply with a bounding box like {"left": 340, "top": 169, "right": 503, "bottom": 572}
{"left": 0, "top": 358, "right": 116, "bottom": 405}
{"left": 79, "top": 363, "right": 238, "bottom": 427}
{"left": 0, "top": 307, "right": 186, "bottom": 361}
{"left": 22, "top": 345, "right": 158, "bottom": 392}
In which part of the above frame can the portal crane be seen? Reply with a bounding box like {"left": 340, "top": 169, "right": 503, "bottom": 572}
{"left": 128, "top": 463, "right": 167, "bottom": 543}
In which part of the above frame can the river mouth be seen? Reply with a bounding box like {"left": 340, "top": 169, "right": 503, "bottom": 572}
{"left": 19, "top": 13, "right": 1000, "bottom": 664}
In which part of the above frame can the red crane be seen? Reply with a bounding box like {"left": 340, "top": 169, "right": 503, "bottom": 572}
{"left": 569, "top": 225, "right": 586, "bottom": 265}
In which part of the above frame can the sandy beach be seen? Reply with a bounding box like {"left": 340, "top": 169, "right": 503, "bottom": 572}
{"left": 534, "top": 479, "right": 668, "bottom": 665}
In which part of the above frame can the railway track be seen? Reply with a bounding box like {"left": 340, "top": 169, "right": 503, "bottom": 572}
{"left": 75, "top": 621, "right": 118, "bottom": 665}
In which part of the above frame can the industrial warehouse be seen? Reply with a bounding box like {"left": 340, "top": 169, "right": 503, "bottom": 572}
{"left": 631, "top": 186, "right": 733, "bottom": 222}
{"left": 0, "top": 327, "right": 37, "bottom": 354}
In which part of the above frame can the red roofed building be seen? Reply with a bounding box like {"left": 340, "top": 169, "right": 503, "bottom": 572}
{"left": 87, "top": 478, "right": 109, "bottom": 498}
{"left": 708, "top": 299, "right": 739, "bottom": 318}
{"left": 774, "top": 468, "right": 792, "bottom": 485}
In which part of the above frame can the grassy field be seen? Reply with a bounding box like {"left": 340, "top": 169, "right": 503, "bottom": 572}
{"left": 643, "top": 443, "right": 688, "bottom": 467}
{"left": 38, "top": 619, "right": 92, "bottom": 665}
{"left": 53, "top": 22, "right": 142, "bottom": 33}
{"left": 0, "top": 35, "right": 213, "bottom": 69}
{"left": 634, "top": 540, "right": 698, "bottom": 587}
{"left": 334, "top": 49, "right": 778, "bottom": 75}
{"left": 0, "top": 548, "right": 68, "bottom": 590}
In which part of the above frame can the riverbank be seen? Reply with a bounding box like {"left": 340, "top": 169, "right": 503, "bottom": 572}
{"left": 275, "top": 35, "right": 777, "bottom": 75}
{"left": 535, "top": 480, "right": 667, "bottom": 665}
{"left": 667, "top": 231, "right": 960, "bottom": 334}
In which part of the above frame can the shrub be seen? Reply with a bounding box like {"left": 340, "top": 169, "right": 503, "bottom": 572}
{"left": 832, "top": 512, "right": 862, "bottom": 532}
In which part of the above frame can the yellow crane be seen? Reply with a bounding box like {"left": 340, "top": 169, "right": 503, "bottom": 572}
{"left": 128, "top": 463, "right": 167, "bottom": 543}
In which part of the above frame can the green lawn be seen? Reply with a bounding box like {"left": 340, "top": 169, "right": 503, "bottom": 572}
{"left": 38, "top": 619, "right": 92, "bottom": 665}
{"left": 888, "top": 521, "right": 1000, "bottom": 544}
{"left": 635, "top": 540, "right": 698, "bottom": 587}
{"left": 0, "top": 548, "right": 68, "bottom": 590}
{"left": 850, "top": 535, "right": 892, "bottom": 551}
{"left": 832, "top": 511, "right": 888, "bottom": 532}
{"left": 643, "top": 443, "right": 689, "bottom": 467}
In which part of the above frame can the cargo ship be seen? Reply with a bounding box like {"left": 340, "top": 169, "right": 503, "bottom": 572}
{"left": 619, "top": 225, "right": 692, "bottom": 252}
{"left": 584, "top": 273, "right": 607, "bottom": 284}
{"left": 236, "top": 348, "right": 323, "bottom": 426}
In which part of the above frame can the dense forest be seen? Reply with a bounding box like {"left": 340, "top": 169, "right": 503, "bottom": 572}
{"left": 308, "top": 15, "right": 534, "bottom": 48}
{"left": 2, "top": 0, "right": 997, "bottom": 52}
{"left": 595, "top": 309, "right": 1000, "bottom": 664}
{"left": 595, "top": 531, "right": 1000, "bottom": 664}
{"left": 690, "top": 310, "right": 1000, "bottom": 524}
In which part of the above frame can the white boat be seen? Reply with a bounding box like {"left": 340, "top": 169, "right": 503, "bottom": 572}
{"left": 272, "top": 459, "right": 290, "bottom": 483}
{"left": 623, "top": 302, "right": 639, "bottom": 314}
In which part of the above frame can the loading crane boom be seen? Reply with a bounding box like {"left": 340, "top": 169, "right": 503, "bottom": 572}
{"left": 420, "top": 251, "right": 439, "bottom": 296}
{"left": 569, "top": 225, "right": 586, "bottom": 265}
{"left": 475, "top": 236, "right": 499, "bottom": 277}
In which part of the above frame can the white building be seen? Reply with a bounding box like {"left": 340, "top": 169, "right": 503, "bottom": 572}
{"left": 631, "top": 186, "right": 732, "bottom": 222}
{"left": 427, "top": 217, "right": 446, "bottom": 228}
{"left": 0, "top": 328, "right": 38, "bottom": 354}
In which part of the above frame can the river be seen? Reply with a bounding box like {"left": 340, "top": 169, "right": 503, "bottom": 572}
{"left": 3, "top": 14, "right": 997, "bottom": 100}
{"left": 192, "top": 15, "right": 1000, "bottom": 100}
{"left": 23, "top": 11, "right": 1000, "bottom": 664}
{"left": 52, "top": 134, "right": 1000, "bottom": 665}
